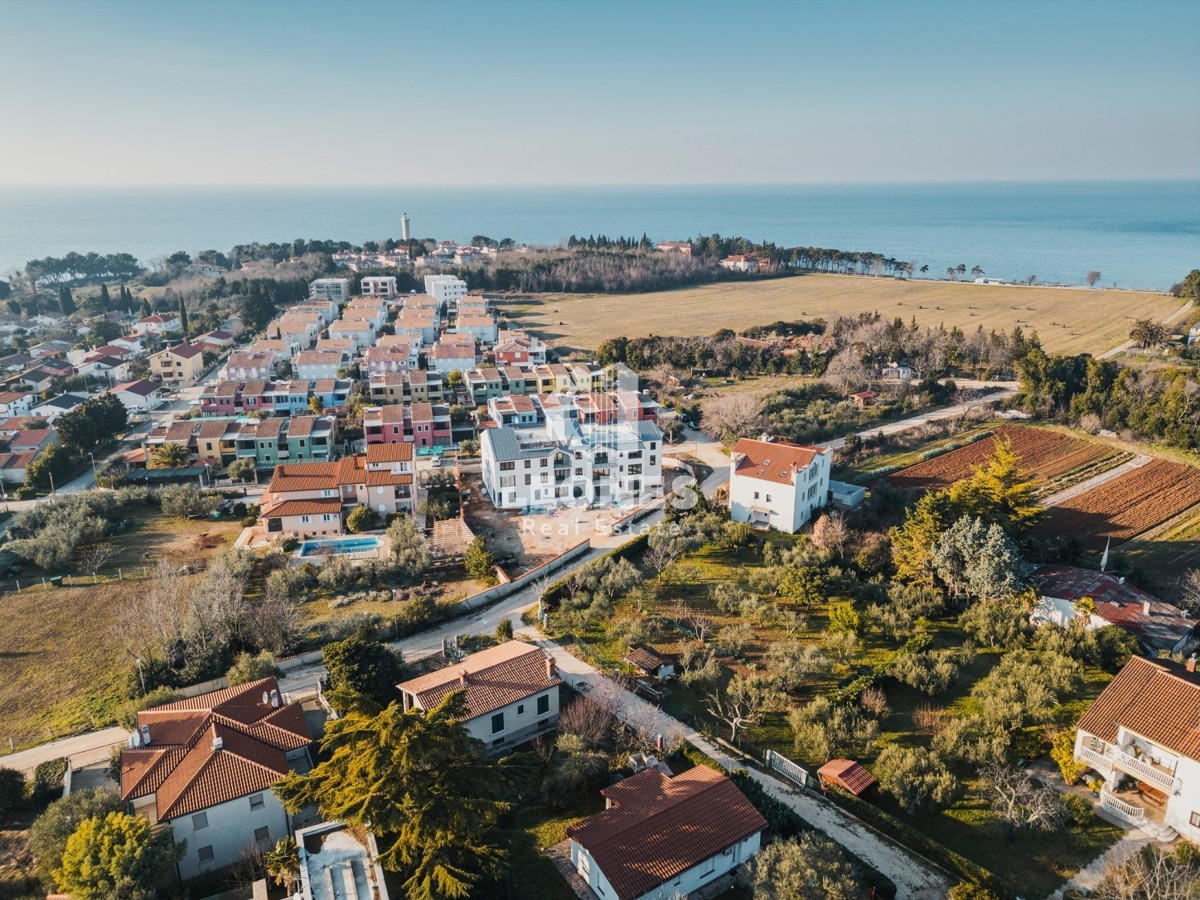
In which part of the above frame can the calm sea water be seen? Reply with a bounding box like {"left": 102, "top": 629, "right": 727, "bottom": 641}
{"left": 0, "top": 181, "right": 1196, "bottom": 290}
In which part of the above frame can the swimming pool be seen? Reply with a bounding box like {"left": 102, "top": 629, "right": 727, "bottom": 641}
{"left": 298, "top": 536, "right": 385, "bottom": 558}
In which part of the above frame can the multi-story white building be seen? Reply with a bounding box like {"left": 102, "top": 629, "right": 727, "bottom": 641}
{"left": 360, "top": 275, "right": 398, "bottom": 299}
{"left": 424, "top": 274, "right": 468, "bottom": 309}
{"left": 481, "top": 392, "right": 663, "bottom": 510}
{"left": 398, "top": 641, "right": 562, "bottom": 752}
{"left": 309, "top": 277, "right": 351, "bottom": 304}
{"left": 119, "top": 679, "right": 313, "bottom": 882}
{"left": 1074, "top": 655, "right": 1200, "bottom": 842}
{"left": 728, "top": 436, "right": 831, "bottom": 533}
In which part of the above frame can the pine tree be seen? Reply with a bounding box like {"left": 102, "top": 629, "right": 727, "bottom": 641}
{"left": 890, "top": 491, "right": 956, "bottom": 586}
{"left": 275, "top": 692, "right": 512, "bottom": 900}
{"left": 948, "top": 438, "right": 1043, "bottom": 534}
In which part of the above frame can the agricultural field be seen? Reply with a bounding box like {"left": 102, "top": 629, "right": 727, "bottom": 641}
{"left": 1116, "top": 505, "right": 1200, "bottom": 601}
{"left": 1034, "top": 458, "right": 1200, "bottom": 552}
{"left": 498, "top": 274, "right": 1182, "bottom": 356}
{"left": 885, "top": 424, "right": 1128, "bottom": 496}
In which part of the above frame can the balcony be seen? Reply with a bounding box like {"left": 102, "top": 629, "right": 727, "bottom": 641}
{"left": 1099, "top": 788, "right": 1146, "bottom": 826}
{"left": 1112, "top": 748, "right": 1180, "bottom": 794}
{"left": 1078, "top": 746, "right": 1114, "bottom": 776}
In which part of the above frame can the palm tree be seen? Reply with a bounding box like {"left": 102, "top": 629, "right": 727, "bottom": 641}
{"left": 264, "top": 836, "right": 300, "bottom": 894}
{"left": 946, "top": 267, "right": 957, "bottom": 281}
{"left": 970, "top": 265, "right": 984, "bottom": 278}
{"left": 919, "top": 264, "right": 929, "bottom": 275}
{"left": 151, "top": 442, "right": 190, "bottom": 469}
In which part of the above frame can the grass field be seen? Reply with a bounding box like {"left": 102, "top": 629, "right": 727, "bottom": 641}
{"left": 499, "top": 274, "right": 1182, "bottom": 356}
{"left": 0, "top": 510, "right": 243, "bottom": 753}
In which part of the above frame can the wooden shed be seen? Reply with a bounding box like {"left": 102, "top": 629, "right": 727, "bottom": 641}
{"left": 817, "top": 758, "right": 876, "bottom": 797}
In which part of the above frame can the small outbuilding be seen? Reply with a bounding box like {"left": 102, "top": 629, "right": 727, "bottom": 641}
{"left": 625, "top": 644, "right": 676, "bottom": 681}
{"left": 849, "top": 390, "right": 879, "bottom": 408}
{"left": 818, "top": 758, "right": 876, "bottom": 797}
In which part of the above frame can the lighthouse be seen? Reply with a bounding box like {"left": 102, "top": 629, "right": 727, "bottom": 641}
{"left": 401, "top": 213, "right": 410, "bottom": 243}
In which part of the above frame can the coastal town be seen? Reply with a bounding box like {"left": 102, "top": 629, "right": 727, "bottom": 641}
{"left": 0, "top": 226, "right": 1198, "bottom": 900}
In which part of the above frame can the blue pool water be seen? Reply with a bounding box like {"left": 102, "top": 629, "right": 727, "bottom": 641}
{"left": 298, "top": 536, "right": 384, "bottom": 557}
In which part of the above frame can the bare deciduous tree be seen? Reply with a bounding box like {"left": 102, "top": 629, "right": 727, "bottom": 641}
{"left": 558, "top": 694, "right": 619, "bottom": 749}
{"left": 1092, "top": 844, "right": 1200, "bottom": 900}
{"left": 705, "top": 674, "right": 776, "bottom": 743}
{"left": 78, "top": 542, "right": 118, "bottom": 576}
{"left": 981, "top": 764, "right": 1067, "bottom": 838}
{"left": 823, "top": 348, "right": 871, "bottom": 393}
{"left": 703, "top": 393, "right": 762, "bottom": 442}
{"left": 811, "top": 512, "right": 849, "bottom": 562}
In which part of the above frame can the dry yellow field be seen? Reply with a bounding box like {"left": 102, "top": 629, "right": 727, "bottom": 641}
{"left": 499, "top": 274, "right": 1183, "bottom": 355}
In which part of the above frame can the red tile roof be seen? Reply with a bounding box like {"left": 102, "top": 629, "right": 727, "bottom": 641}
{"left": 366, "top": 442, "right": 414, "bottom": 464}
{"left": 818, "top": 758, "right": 876, "bottom": 795}
{"left": 567, "top": 766, "right": 767, "bottom": 900}
{"left": 164, "top": 342, "right": 204, "bottom": 360}
{"left": 1077, "top": 655, "right": 1200, "bottom": 759}
{"left": 397, "top": 641, "right": 561, "bottom": 721}
{"left": 731, "top": 437, "right": 826, "bottom": 484}
{"left": 260, "top": 497, "right": 345, "bottom": 519}
{"left": 120, "top": 678, "right": 310, "bottom": 820}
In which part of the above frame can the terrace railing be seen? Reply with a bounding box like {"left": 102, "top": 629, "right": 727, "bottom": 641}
{"left": 1112, "top": 748, "right": 1181, "bottom": 794}
{"left": 1100, "top": 788, "right": 1146, "bottom": 825}
{"left": 1079, "top": 745, "right": 1115, "bottom": 776}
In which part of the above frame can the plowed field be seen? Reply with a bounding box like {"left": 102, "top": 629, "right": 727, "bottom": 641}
{"left": 887, "top": 425, "right": 1115, "bottom": 492}
{"left": 1033, "top": 459, "right": 1200, "bottom": 550}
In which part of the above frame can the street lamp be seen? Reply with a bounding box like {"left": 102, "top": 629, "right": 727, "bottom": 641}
{"left": 134, "top": 657, "right": 146, "bottom": 694}
{"left": 87, "top": 452, "right": 98, "bottom": 481}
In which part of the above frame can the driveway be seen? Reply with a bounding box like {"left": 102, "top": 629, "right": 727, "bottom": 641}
{"left": 818, "top": 386, "right": 1018, "bottom": 450}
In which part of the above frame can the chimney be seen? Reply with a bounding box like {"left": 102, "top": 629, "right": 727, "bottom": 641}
{"left": 270, "top": 690, "right": 281, "bottom": 708}
{"left": 140, "top": 724, "right": 151, "bottom": 746}
{"left": 1187, "top": 655, "right": 1198, "bottom": 673}
{"left": 212, "top": 736, "right": 224, "bottom": 752}
{"left": 546, "top": 656, "right": 558, "bottom": 680}
{"left": 1143, "top": 601, "right": 1152, "bottom": 617}
{"left": 458, "top": 669, "right": 469, "bottom": 687}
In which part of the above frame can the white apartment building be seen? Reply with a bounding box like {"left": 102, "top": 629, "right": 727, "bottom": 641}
{"left": 360, "top": 275, "right": 398, "bottom": 299}
{"left": 397, "top": 641, "right": 562, "bottom": 752}
{"left": 728, "top": 436, "right": 831, "bottom": 534}
{"left": 1074, "top": 655, "right": 1200, "bottom": 842}
{"left": 481, "top": 395, "right": 663, "bottom": 510}
{"left": 423, "top": 274, "right": 469, "bottom": 309}
{"left": 309, "top": 277, "right": 351, "bottom": 304}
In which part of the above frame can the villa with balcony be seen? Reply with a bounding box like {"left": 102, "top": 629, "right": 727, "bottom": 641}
{"left": 1073, "top": 654, "right": 1200, "bottom": 842}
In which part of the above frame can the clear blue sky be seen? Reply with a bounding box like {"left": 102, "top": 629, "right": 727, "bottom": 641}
{"left": 1, "top": 0, "right": 1196, "bottom": 185}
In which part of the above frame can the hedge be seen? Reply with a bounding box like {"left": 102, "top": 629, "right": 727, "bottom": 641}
{"left": 824, "top": 787, "right": 1007, "bottom": 897}
{"left": 28, "top": 757, "right": 67, "bottom": 805}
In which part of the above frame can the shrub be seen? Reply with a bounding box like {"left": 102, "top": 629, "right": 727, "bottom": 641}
{"left": 29, "top": 787, "right": 124, "bottom": 880}
{"left": 28, "top": 758, "right": 67, "bottom": 806}
{"left": 0, "top": 767, "right": 26, "bottom": 817}
{"left": 158, "top": 483, "right": 218, "bottom": 519}
{"left": 464, "top": 536, "right": 498, "bottom": 585}
{"left": 226, "top": 650, "right": 282, "bottom": 686}
{"left": 322, "top": 636, "right": 406, "bottom": 710}
{"left": 495, "top": 619, "right": 514, "bottom": 641}
{"left": 874, "top": 745, "right": 959, "bottom": 814}
{"left": 346, "top": 505, "right": 380, "bottom": 533}
{"left": 116, "top": 686, "right": 181, "bottom": 728}
{"left": 1062, "top": 792, "right": 1094, "bottom": 827}
{"left": 1051, "top": 729, "right": 1086, "bottom": 785}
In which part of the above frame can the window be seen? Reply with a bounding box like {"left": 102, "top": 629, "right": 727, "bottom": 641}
{"left": 524, "top": 474, "right": 531, "bottom": 485}
{"left": 499, "top": 461, "right": 515, "bottom": 471}
{"left": 700, "top": 856, "right": 716, "bottom": 877}
{"left": 517, "top": 704, "right": 525, "bottom": 715}
{"left": 192, "top": 812, "right": 208, "bottom": 830}
{"left": 491, "top": 712, "right": 505, "bottom": 734}
{"left": 249, "top": 793, "right": 265, "bottom": 811}
{"left": 537, "top": 694, "right": 550, "bottom": 715}
{"left": 540, "top": 458, "right": 548, "bottom": 467}
{"left": 1192, "top": 811, "right": 1200, "bottom": 828}
{"left": 255, "top": 826, "right": 270, "bottom": 844}
{"left": 765, "top": 494, "right": 772, "bottom": 502}
{"left": 198, "top": 846, "right": 214, "bottom": 863}
{"left": 524, "top": 459, "right": 531, "bottom": 468}
{"left": 753, "top": 491, "right": 760, "bottom": 500}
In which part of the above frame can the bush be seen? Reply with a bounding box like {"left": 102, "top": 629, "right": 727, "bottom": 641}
{"left": 158, "top": 483, "right": 218, "bottom": 519}
{"left": 226, "top": 650, "right": 282, "bottom": 686}
{"left": 495, "top": 619, "right": 514, "bottom": 641}
{"left": 465, "top": 536, "right": 498, "bottom": 584}
{"left": 29, "top": 787, "right": 124, "bottom": 880}
{"left": 874, "top": 745, "right": 959, "bottom": 814}
{"left": 28, "top": 758, "right": 67, "bottom": 806}
{"left": 1051, "top": 729, "right": 1086, "bottom": 785}
{"left": 0, "top": 767, "right": 26, "bottom": 818}
{"left": 346, "top": 505, "right": 380, "bottom": 533}
{"left": 322, "top": 636, "right": 406, "bottom": 710}
{"left": 117, "top": 686, "right": 181, "bottom": 728}
{"left": 1062, "top": 792, "right": 1094, "bottom": 827}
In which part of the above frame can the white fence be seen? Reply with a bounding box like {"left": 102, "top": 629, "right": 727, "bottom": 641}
{"left": 764, "top": 748, "right": 817, "bottom": 790}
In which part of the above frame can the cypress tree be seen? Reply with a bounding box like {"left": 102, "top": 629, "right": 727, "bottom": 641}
{"left": 177, "top": 296, "right": 189, "bottom": 334}
{"left": 58, "top": 285, "right": 76, "bottom": 315}
{"left": 139, "top": 296, "right": 152, "bottom": 318}
{"left": 99, "top": 283, "right": 111, "bottom": 310}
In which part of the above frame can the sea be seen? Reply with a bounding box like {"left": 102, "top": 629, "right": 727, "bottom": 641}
{"left": 0, "top": 181, "right": 1196, "bottom": 290}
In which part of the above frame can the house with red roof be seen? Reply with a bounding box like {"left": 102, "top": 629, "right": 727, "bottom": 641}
{"left": 119, "top": 677, "right": 312, "bottom": 880}
{"left": 566, "top": 765, "right": 766, "bottom": 900}
{"left": 397, "top": 641, "right": 562, "bottom": 751}
{"left": 1074, "top": 655, "right": 1200, "bottom": 841}
{"left": 1031, "top": 564, "right": 1198, "bottom": 656}
{"left": 728, "top": 436, "right": 831, "bottom": 533}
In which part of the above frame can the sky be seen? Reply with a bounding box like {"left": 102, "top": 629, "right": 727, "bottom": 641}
{"left": 0, "top": 0, "right": 1197, "bottom": 186}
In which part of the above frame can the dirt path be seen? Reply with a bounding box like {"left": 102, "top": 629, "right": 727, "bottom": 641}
{"left": 1042, "top": 454, "right": 1152, "bottom": 507}
{"left": 1097, "top": 300, "right": 1194, "bottom": 360}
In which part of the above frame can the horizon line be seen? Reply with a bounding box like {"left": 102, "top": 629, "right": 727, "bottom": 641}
{"left": 0, "top": 176, "right": 1197, "bottom": 191}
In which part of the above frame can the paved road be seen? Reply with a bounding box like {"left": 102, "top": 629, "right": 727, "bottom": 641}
{"left": 817, "top": 386, "right": 1018, "bottom": 450}
{"left": 1097, "top": 300, "right": 1194, "bottom": 360}
{"left": 2, "top": 726, "right": 130, "bottom": 774}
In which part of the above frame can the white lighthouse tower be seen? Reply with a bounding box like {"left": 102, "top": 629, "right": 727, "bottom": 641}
{"left": 401, "top": 213, "right": 410, "bottom": 243}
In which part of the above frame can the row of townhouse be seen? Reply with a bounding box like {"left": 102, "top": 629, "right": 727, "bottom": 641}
{"left": 363, "top": 402, "right": 453, "bottom": 449}
{"left": 465, "top": 359, "right": 604, "bottom": 406}
{"left": 481, "top": 391, "right": 664, "bottom": 510}
{"left": 144, "top": 414, "right": 336, "bottom": 469}
{"left": 199, "top": 379, "right": 353, "bottom": 416}
{"left": 367, "top": 370, "right": 445, "bottom": 405}
{"left": 257, "top": 443, "right": 415, "bottom": 535}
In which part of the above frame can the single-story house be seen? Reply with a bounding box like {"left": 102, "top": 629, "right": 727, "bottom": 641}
{"left": 109, "top": 380, "right": 163, "bottom": 412}
{"left": 625, "top": 645, "right": 676, "bottom": 681}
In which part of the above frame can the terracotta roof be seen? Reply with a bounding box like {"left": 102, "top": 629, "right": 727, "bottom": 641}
{"left": 731, "top": 437, "right": 826, "bottom": 484}
{"left": 1077, "top": 656, "right": 1200, "bottom": 759}
{"left": 397, "top": 641, "right": 562, "bottom": 721}
{"left": 295, "top": 350, "right": 344, "bottom": 366}
{"left": 120, "top": 677, "right": 310, "bottom": 820}
{"left": 0, "top": 450, "right": 37, "bottom": 470}
{"left": 196, "top": 419, "right": 230, "bottom": 440}
{"left": 163, "top": 342, "right": 204, "bottom": 360}
{"left": 625, "top": 644, "right": 672, "bottom": 673}
{"left": 366, "top": 405, "right": 406, "bottom": 424}
{"left": 567, "top": 766, "right": 767, "bottom": 900}
{"left": 8, "top": 429, "right": 52, "bottom": 448}
{"left": 287, "top": 416, "right": 315, "bottom": 438}
{"left": 265, "top": 461, "right": 341, "bottom": 493}
{"left": 260, "top": 498, "right": 344, "bottom": 518}
{"left": 817, "top": 758, "right": 876, "bottom": 795}
{"left": 366, "top": 442, "right": 414, "bottom": 464}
